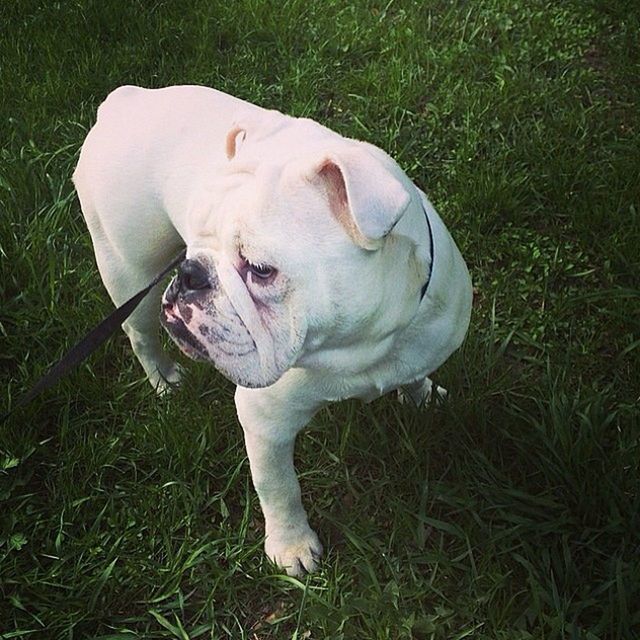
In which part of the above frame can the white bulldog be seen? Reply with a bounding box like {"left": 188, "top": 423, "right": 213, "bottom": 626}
{"left": 73, "top": 85, "right": 472, "bottom": 576}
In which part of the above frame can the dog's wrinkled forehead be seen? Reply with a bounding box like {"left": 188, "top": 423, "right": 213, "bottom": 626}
{"left": 224, "top": 116, "right": 412, "bottom": 253}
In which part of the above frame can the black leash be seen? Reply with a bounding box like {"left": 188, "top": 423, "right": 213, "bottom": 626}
{"left": 3, "top": 248, "right": 186, "bottom": 422}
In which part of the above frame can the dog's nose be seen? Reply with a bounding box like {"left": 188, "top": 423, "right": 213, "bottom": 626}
{"left": 178, "top": 259, "right": 211, "bottom": 292}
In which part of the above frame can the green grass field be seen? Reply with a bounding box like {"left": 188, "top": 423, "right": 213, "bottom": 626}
{"left": 1, "top": 1, "right": 639, "bottom": 638}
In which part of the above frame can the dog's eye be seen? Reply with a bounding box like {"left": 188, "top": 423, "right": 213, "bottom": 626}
{"left": 247, "top": 261, "right": 276, "bottom": 280}
{"left": 239, "top": 251, "right": 277, "bottom": 282}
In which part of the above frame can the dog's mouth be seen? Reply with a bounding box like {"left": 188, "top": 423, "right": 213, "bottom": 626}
{"left": 160, "top": 304, "right": 209, "bottom": 361}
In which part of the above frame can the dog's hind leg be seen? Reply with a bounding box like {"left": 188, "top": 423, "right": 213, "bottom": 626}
{"left": 397, "top": 376, "right": 448, "bottom": 407}
{"left": 83, "top": 212, "right": 183, "bottom": 394}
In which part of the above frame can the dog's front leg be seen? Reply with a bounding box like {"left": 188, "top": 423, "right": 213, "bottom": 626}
{"left": 235, "top": 382, "right": 323, "bottom": 576}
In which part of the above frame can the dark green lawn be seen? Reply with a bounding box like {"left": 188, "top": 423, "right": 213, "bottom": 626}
{"left": 1, "top": 1, "right": 639, "bottom": 638}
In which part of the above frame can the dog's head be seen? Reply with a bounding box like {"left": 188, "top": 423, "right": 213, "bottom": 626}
{"left": 161, "top": 116, "right": 423, "bottom": 388}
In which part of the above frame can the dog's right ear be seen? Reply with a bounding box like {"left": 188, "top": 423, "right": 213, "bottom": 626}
{"left": 226, "top": 126, "right": 247, "bottom": 160}
{"left": 310, "top": 147, "right": 411, "bottom": 251}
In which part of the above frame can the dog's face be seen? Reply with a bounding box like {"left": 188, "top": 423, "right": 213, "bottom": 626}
{"left": 160, "top": 250, "right": 304, "bottom": 388}
{"left": 161, "top": 118, "right": 419, "bottom": 388}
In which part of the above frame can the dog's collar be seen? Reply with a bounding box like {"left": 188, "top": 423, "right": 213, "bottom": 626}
{"left": 419, "top": 200, "right": 434, "bottom": 301}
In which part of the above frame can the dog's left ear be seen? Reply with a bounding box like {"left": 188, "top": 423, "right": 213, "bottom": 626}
{"left": 226, "top": 110, "right": 293, "bottom": 161}
{"left": 312, "top": 148, "right": 411, "bottom": 250}
{"left": 226, "top": 125, "right": 247, "bottom": 160}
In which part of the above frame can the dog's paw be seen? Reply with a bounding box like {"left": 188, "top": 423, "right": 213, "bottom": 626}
{"left": 265, "top": 526, "right": 323, "bottom": 577}
{"left": 397, "top": 377, "right": 447, "bottom": 407}
{"left": 150, "top": 361, "right": 183, "bottom": 395}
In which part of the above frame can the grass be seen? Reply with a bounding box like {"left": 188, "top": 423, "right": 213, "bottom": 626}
{"left": 1, "top": 0, "right": 639, "bottom": 637}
